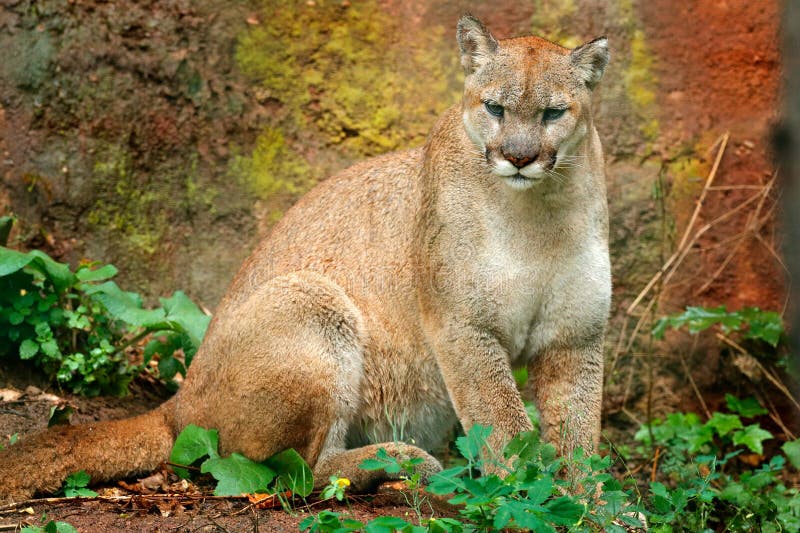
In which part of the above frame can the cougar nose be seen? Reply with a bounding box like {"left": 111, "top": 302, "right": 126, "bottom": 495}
{"left": 502, "top": 150, "right": 538, "bottom": 168}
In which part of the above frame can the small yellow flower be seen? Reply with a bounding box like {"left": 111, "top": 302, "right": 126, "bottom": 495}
{"left": 19, "top": 289, "right": 27, "bottom": 296}
{"left": 334, "top": 477, "right": 351, "bottom": 489}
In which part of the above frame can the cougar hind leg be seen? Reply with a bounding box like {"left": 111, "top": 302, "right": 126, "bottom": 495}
{"left": 175, "top": 271, "right": 367, "bottom": 467}
{"left": 177, "top": 270, "right": 441, "bottom": 491}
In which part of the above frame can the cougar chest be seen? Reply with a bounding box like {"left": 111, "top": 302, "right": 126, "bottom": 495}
{"left": 476, "top": 202, "right": 602, "bottom": 366}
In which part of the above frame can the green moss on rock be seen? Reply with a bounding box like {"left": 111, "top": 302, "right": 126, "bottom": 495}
{"left": 229, "top": 127, "right": 309, "bottom": 200}
{"left": 530, "top": 0, "right": 581, "bottom": 48}
{"left": 236, "top": 0, "right": 459, "bottom": 159}
{"left": 625, "top": 29, "right": 659, "bottom": 141}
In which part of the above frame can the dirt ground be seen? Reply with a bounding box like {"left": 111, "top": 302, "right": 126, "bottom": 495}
{"left": 0, "top": 0, "right": 789, "bottom": 531}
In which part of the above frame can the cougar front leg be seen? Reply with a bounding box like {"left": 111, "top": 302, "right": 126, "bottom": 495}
{"left": 527, "top": 340, "right": 603, "bottom": 458}
{"left": 432, "top": 324, "right": 532, "bottom": 460}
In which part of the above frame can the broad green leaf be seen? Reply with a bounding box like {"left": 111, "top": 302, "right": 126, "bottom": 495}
{"left": 456, "top": 424, "right": 493, "bottom": 464}
{"left": 732, "top": 424, "right": 773, "bottom": 455}
{"left": 0, "top": 247, "right": 75, "bottom": 292}
{"left": 504, "top": 430, "right": 539, "bottom": 464}
{"left": 651, "top": 317, "right": 670, "bottom": 339}
{"left": 19, "top": 339, "right": 38, "bottom": 359}
{"left": 654, "top": 305, "right": 784, "bottom": 347}
{"left": 264, "top": 448, "right": 314, "bottom": 497}
{"left": 8, "top": 311, "right": 24, "bottom": 325}
{"left": 0, "top": 216, "right": 12, "bottom": 246}
{"left": 520, "top": 477, "right": 553, "bottom": 506}
{"left": 160, "top": 291, "right": 211, "bottom": 348}
{"left": 201, "top": 453, "right": 276, "bottom": 496}
{"left": 685, "top": 424, "right": 715, "bottom": 452}
{"left": 56, "top": 521, "right": 79, "bottom": 533}
{"left": 359, "top": 457, "right": 389, "bottom": 471}
{"left": 22, "top": 522, "right": 79, "bottom": 533}
{"left": 48, "top": 405, "right": 74, "bottom": 427}
{"left": 64, "top": 486, "right": 98, "bottom": 498}
{"left": 170, "top": 425, "right": 220, "bottom": 478}
{"left": 426, "top": 466, "right": 467, "bottom": 495}
{"left": 781, "top": 439, "right": 800, "bottom": 469}
{"left": 144, "top": 332, "right": 183, "bottom": 364}
{"left": 545, "top": 496, "right": 584, "bottom": 526}
{"left": 40, "top": 339, "right": 60, "bottom": 358}
{"left": 426, "top": 517, "right": 464, "bottom": 533}
{"left": 706, "top": 412, "right": 743, "bottom": 437}
{"left": 725, "top": 395, "right": 768, "bottom": 417}
{"left": 75, "top": 263, "right": 118, "bottom": 283}
{"left": 84, "top": 281, "right": 168, "bottom": 329}
{"left": 62, "top": 470, "right": 97, "bottom": 498}
{"left": 740, "top": 307, "right": 784, "bottom": 346}
{"left": 508, "top": 501, "right": 555, "bottom": 532}
{"left": 64, "top": 470, "right": 90, "bottom": 487}
{"left": 364, "top": 516, "right": 412, "bottom": 533}
{"left": 157, "top": 355, "right": 185, "bottom": 380}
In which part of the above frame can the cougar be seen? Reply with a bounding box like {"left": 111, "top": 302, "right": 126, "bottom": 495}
{"left": 0, "top": 15, "right": 611, "bottom": 501}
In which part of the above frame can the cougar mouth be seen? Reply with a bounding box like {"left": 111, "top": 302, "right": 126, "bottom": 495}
{"left": 504, "top": 173, "right": 543, "bottom": 190}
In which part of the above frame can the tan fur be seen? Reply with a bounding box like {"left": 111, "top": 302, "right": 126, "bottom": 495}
{"left": 0, "top": 16, "right": 611, "bottom": 502}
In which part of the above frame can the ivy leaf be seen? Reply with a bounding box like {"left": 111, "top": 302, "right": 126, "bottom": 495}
{"left": 170, "top": 425, "right": 219, "bottom": 478}
{"left": 740, "top": 307, "right": 784, "bottom": 346}
{"left": 706, "top": 412, "right": 743, "bottom": 438}
{"left": 264, "top": 448, "right": 313, "bottom": 497}
{"left": 201, "top": 453, "right": 276, "bottom": 496}
{"left": 782, "top": 439, "right": 800, "bottom": 469}
{"left": 732, "top": 424, "right": 773, "bottom": 455}
{"left": 725, "top": 395, "right": 768, "bottom": 417}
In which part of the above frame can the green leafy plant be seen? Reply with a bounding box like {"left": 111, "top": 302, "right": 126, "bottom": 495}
{"left": 303, "top": 425, "right": 642, "bottom": 532}
{"left": 0, "top": 432, "right": 19, "bottom": 450}
{"left": 301, "top": 414, "right": 800, "bottom": 533}
{"left": 636, "top": 397, "right": 800, "bottom": 532}
{"left": 360, "top": 447, "right": 431, "bottom": 522}
{"left": 425, "top": 426, "right": 641, "bottom": 532}
{"left": 60, "top": 470, "right": 98, "bottom": 497}
{"left": 0, "top": 243, "right": 210, "bottom": 395}
{"left": 169, "top": 424, "right": 313, "bottom": 497}
{"left": 652, "top": 305, "right": 784, "bottom": 347}
{"left": 319, "top": 476, "right": 351, "bottom": 502}
{"left": 21, "top": 514, "right": 77, "bottom": 533}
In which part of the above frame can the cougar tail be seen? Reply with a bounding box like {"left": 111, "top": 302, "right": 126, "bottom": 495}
{"left": 0, "top": 398, "right": 176, "bottom": 503}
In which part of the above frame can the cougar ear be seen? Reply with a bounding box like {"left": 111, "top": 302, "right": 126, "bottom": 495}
{"left": 570, "top": 37, "right": 610, "bottom": 89}
{"left": 457, "top": 14, "right": 498, "bottom": 75}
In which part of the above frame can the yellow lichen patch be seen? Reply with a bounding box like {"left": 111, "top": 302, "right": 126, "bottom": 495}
{"left": 229, "top": 127, "right": 309, "bottom": 200}
{"left": 233, "top": 0, "right": 460, "bottom": 220}
{"left": 530, "top": 0, "right": 580, "bottom": 48}
{"left": 625, "top": 29, "right": 659, "bottom": 142}
{"left": 86, "top": 145, "right": 169, "bottom": 256}
{"left": 236, "top": 0, "right": 458, "bottom": 157}
{"left": 665, "top": 147, "right": 712, "bottom": 237}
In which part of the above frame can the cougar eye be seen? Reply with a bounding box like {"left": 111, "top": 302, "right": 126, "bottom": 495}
{"left": 543, "top": 107, "right": 567, "bottom": 122}
{"left": 484, "top": 101, "right": 504, "bottom": 117}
